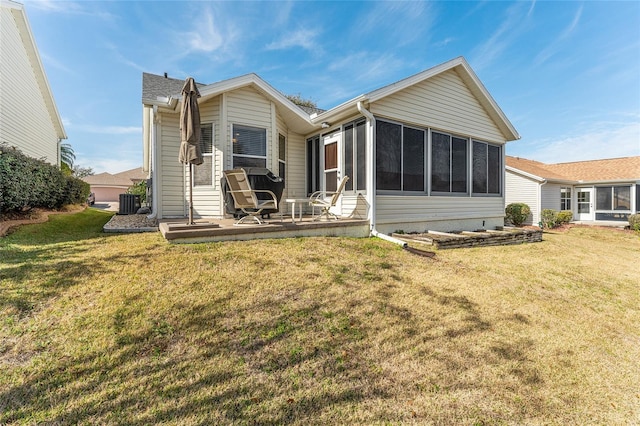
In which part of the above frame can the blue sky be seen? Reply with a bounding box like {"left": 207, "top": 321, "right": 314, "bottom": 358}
{"left": 24, "top": 0, "right": 640, "bottom": 174}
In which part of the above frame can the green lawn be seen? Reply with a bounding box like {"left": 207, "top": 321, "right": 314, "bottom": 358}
{"left": 1, "top": 209, "right": 639, "bottom": 425}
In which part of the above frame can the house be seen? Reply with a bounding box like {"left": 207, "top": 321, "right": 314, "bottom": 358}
{"left": 0, "top": 0, "right": 66, "bottom": 165}
{"left": 506, "top": 156, "right": 640, "bottom": 225}
{"left": 83, "top": 167, "right": 147, "bottom": 203}
{"left": 142, "top": 56, "right": 520, "bottom": 235}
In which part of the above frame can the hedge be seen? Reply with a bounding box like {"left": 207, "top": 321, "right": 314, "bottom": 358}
{"left": 0, "top": 144, "right": 90, "bottom": 214}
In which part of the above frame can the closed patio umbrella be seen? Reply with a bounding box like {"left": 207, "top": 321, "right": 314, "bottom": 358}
{"left": 178, "top": 77, "right": 202, "bottom": 225}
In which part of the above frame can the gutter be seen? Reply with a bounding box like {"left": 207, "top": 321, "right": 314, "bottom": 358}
{"left": 356, "top": 101, "right": 407, "bottom": 248}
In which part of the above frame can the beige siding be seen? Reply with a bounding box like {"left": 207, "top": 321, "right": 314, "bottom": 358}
{"left": 190, "top": 97, "right": 222, "bottom": 218}
{"left": 157, "top": 113, "right": 185, "bottom": 218}
{"left": 226, "top": 86, "right": 272, "bottom": 170}
{"left": 505, "top": 171, "right": 539, "bottom": 224}
{"left": 376, "top": 195, "right": 505, "bottom": 233}
{"left": 0, "top": 8, "right": 59, "bottom": 164}
{"left": 371, "top": 69, "right": 504, "bottom": 143}
{"left": 541, "top": 183, "right": 562, "bottom": 212}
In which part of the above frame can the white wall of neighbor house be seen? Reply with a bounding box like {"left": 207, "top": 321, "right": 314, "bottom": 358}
{"left": 0, "top": 6, "right": 59, "bottom": 164}
{"left": 505, "top": 171, "right": 540, "bottom": 225}
{"left": 541, "top": 183, "right": 562, "bottom": 212}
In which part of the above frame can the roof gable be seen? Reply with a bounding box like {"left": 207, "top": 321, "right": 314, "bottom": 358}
{"left": 315, "top": 57, "right": 519, "bottom": 142}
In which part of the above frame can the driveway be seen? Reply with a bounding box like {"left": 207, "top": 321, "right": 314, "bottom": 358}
{"left": 92, "top": 201, "right": 119, "bottom": 212}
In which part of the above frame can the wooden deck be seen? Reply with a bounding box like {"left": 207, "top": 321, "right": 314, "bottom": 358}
{"left": 392, "top": 227, "right": 543, "bottom": 249}
{"left": 159, "top": 215, "right": 370, "bottom": 243}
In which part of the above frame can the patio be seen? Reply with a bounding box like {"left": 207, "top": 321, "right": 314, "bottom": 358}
{"left": 158, "top": 215, "right": 370, "bottom": 243}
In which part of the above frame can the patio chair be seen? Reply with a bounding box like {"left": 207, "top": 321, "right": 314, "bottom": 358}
{"left": 309, "top": 176, "right": 349, "bottom": 221}
{"left": 223, "top": 169, "right": 278, "bottom": 225}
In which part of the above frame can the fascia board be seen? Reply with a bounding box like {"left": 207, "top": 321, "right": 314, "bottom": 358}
{"left": 311, "top": 94, "right": 367, "bottom": 124}
{"left": 575, "top": 179, "right": 640, "bottom": 185}
{"left": 7, "top": 2, "right": 67, "bottom": 139}
{"left": 506, "top": 166, "right": 546, "bottom": 183}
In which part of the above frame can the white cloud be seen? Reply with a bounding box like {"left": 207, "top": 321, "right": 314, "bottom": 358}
{"left": 525, "top": 118, "right": 640, "bottom": 163}
{"left": 26, "top": 0, "right": 116, "bottom": 20}
{"left": 534, "top": 5, "right": 583, "bottom": 66}
{"left": 265, "top": 28, "right": 320, "bottom": 51}
{"left": 470, "top": 3, "right": 533, "bottom": 71}
{"left": 185, "top": 9, "right": 223, "bottom": 53}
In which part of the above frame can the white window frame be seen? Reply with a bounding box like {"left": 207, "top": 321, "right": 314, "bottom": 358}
{"left": 194, "top": 123, "right": 214, "bottom": 187}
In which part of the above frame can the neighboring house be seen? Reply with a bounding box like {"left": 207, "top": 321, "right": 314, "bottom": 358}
{"left": 0, "top": 0, "right": 66, "bottom": 165}
{"left": 506, "top": 156, "right": 640, "bottom": 225}
{"left": 83, "top": 167, "right": 147, "bottom": 203}
{"left": 142, "top": 56, "right": 520, "bottom": 234}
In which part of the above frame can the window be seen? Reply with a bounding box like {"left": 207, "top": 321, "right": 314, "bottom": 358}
{"left": 597, "top": 186, "right": 631, "bottom": 211}
{"left": 375, "top": 120, "right": 425, "bottom": 191}
{"left": 232, "top": 124, "right": 266, "bottom": 168}
{"left": 472, "top": 141, "right": 501, "bottom": 195}
{"left": 560, "top": 187, "right": 571, "bottom": 210}
{"left": 343, "top": 120, "right": 367, "bottom": 192}
{"left": 194, "top": 123, "right": 213, "bottom": 186}
{"left": 278, "top": 133, "right": 285, "bottom": 182}
{"left": 431, "top": 131, "right": 467, "bottom": 193}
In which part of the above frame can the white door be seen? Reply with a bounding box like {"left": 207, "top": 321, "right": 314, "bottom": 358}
{"left": 323, "top": 135, "right": 340, "bottom": 192}
{"left": 576, "top": 188, "right": 593, "bottom": 221}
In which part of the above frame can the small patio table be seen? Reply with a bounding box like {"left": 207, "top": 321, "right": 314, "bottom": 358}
{"left": 285, "top": 198, "right": 307, "bottom": 223}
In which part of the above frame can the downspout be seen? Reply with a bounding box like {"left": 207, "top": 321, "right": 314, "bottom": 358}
{"left": 147, "top": 105, "right": 159, "bottom": 219}
{"left": 538, "top": 179, "right": 547, "bottom": 227}
{"left": 357, "top": 101, "right": 407, "bottom": 248}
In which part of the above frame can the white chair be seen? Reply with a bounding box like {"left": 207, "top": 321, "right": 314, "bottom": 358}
{"left": 309, "top": 176, "right": 349, "bottom": 221}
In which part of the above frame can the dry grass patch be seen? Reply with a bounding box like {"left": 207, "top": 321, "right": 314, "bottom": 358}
{"left": 1, "top": 211, "right": 639, "bottom": 424}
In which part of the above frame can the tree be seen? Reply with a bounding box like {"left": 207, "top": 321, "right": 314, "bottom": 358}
{"left": 285, "top": 93, "right": 317, "bottom": 109}
{"left": 73, "top": 165, "right": 94, "bottom": 178}
{"left": 60, "top": 143, "right": 76, "bottom": 169}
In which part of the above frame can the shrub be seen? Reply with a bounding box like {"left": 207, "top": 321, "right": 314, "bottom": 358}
{"left": 505, "top": 203, "right": 531, "bottom": 226}
{"left": 557, "top": 210, "right": 573, "bottom": 225}
{"left": 0, "top": 144, "right": 88, "bottom": 214}
{"left": 540, "top": 209, "right": 559, "bottom": 229}
{"left": 126, "top": 180, "right": 147, "bottom": 204}
{"left": 629, "top": 214, "right": 640, "bottom": 232}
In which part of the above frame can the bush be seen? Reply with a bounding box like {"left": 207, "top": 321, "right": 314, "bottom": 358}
{"left": 0, "top": 144, "right": 89, "bottom": 214}
{"left": 126, "top": 180, "right": 147, "bottom": 204}
{"left": 629, "top": 214, "right": 640, "bottom": 232}
{"left": 557, "top": 210, "right": 573, "bottom": 225}
{"left": 540, "top": 209, "right": 559, "bottom": 229}
{"left": 505, "top": 203, "right": 531, "bottom": 226}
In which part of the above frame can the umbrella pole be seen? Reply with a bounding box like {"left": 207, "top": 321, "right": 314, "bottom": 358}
{"left": 189, "top": 163, "right": 194, "bottom": 225}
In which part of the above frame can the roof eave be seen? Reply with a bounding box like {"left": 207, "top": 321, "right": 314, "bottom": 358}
{"left": 7, "top": 1, "right": 67, "bottom": 139}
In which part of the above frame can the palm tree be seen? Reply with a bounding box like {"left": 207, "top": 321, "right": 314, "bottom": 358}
{"left": 60, "top": 143, "right": 75, "bottom": 169}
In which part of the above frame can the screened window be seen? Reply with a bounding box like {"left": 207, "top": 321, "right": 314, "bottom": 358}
{"left": 232, "top": 124, "right": 266, "bottom": 168}
{"left": 343, "top": 120, "right": 367, "bottom": 192}
{"left": 431, "top": 131, "right": 467, "bottom": 193}
{"left": 278, "top": 133, "right": 286, "bottom": 182}
{"left": 376, "top": 121, "right": 401, "bottom": 190}
{"left": 472, "top": 141, "right": 501, "bottom": 195}
{"left": 375, "top": 120, "right": 424, "bottom": 192}
{"left": 194, "top": 123, "right": 213, "bottom": 186}
{"left": 560, "top": 187, "right": 571, "bottom": 210}
{"left": 597, "top": 186, "right": 631, "bottom": 210}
